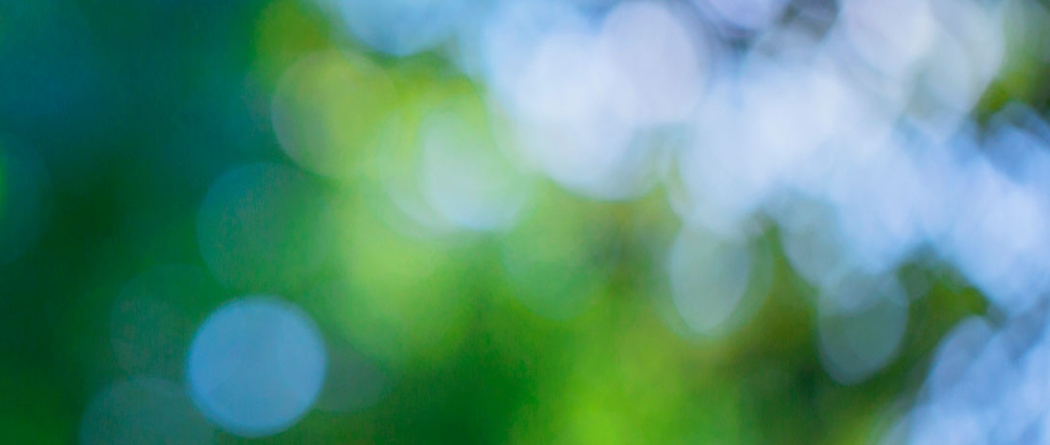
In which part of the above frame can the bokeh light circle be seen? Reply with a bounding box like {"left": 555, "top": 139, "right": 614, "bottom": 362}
{"left": 600, "top": 0, "right": 707, "bottom": 125}
{"left": 187, "top": 296, "right": 327, "bottom": 438}
{"left": 817, "top": 275, "right": 909, "bottom": 385}
{"left": 668, "top": 227, "right": 752, "bottom": 335}
{"left": 271, "top": 51, "right": 397, "bottom": 181}
{"left": 373, "top": 84, "right": 532, "bottom": 234}
{"left": 416, "top": 105, "right": 531, "bottom": 232}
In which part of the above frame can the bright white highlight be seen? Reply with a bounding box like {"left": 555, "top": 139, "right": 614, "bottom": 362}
{"left": 482, "top": 0, "right": 707, "bottom": 200}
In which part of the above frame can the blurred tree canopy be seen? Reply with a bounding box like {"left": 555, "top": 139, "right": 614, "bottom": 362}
{"left": 0, "top": 0, "right": 1043, "bottom": 444}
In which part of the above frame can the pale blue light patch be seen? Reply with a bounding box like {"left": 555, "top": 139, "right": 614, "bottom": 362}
{"left": 667, "top": 227, "right": 753, "bottom": 336}
{"left": 694, "top": 0, "right": 789, "bottom": 31}
{"left": 940, "top": 158, "right": 1050, "bottom": 316}
{"left": 187, "top": 297, "right": 327, "bottom": 438}
{"left": 886, "top": 309, "right": 1050, "bottom": 445}
{"left": 328, "top": 0, "right": 467, "bottom": 56}
{"left": 415, "top": 106, "right": 531, "bottom": 232}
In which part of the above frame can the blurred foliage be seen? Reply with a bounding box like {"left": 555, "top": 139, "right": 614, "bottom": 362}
{"left": 0, "top": 0, "right": 1031, "bottom": 443}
